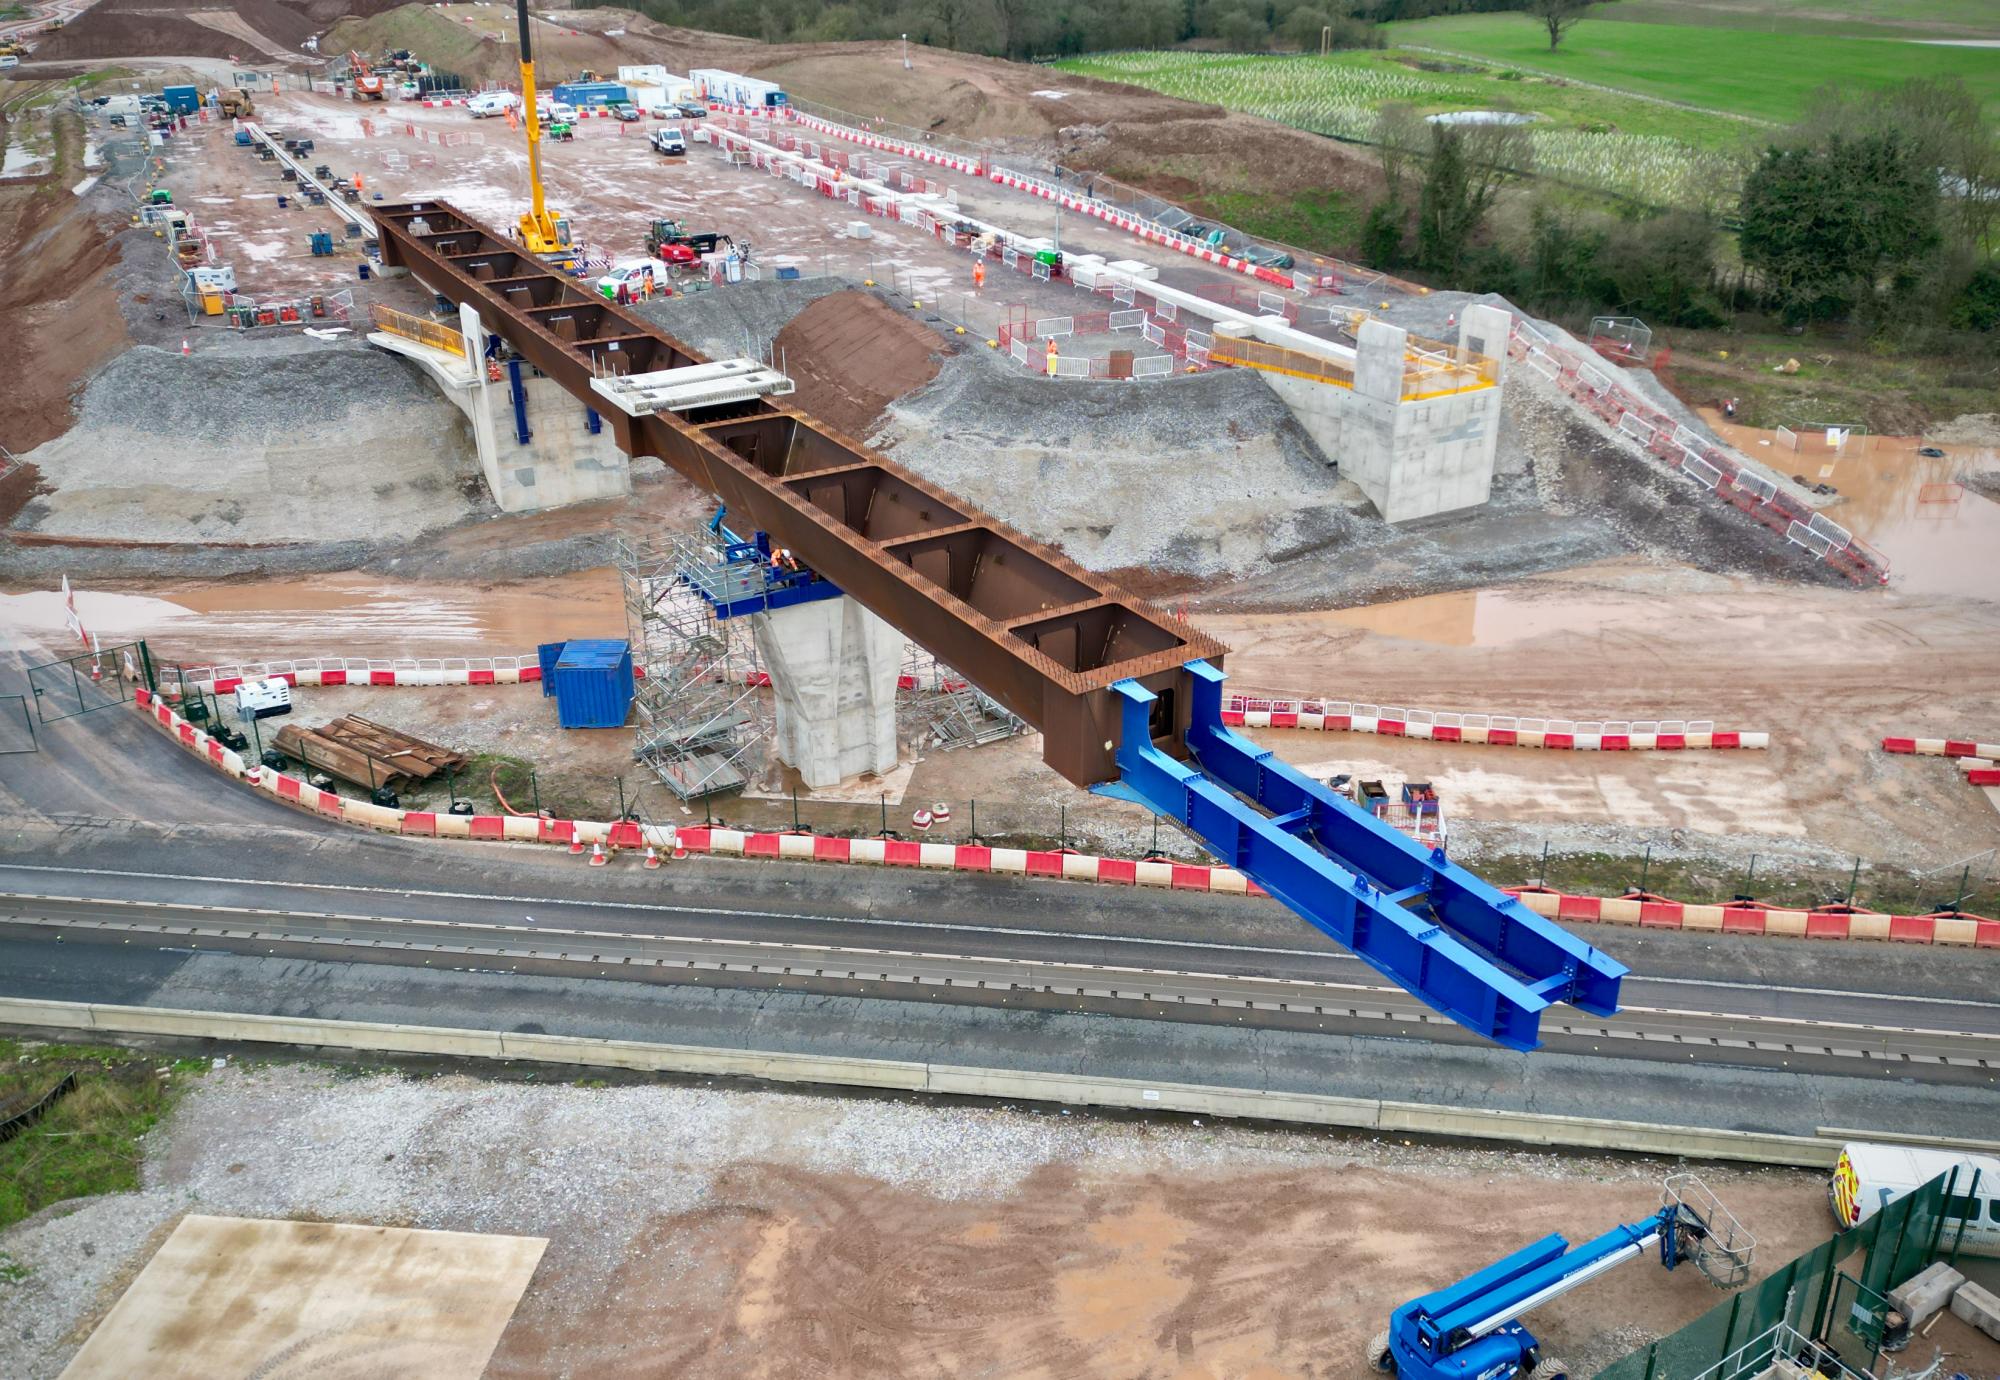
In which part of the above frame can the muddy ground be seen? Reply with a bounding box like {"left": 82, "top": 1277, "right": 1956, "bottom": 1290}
{"left": 0, "top": 1060, "right": 1881, "bottom": 1380}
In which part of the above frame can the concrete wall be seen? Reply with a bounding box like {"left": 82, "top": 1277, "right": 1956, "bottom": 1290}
{"left": 751, "top": 594, "right": 902, "bottom": 788}
{"left": 1242, "top": 316, "right": 1500, "bottom": 525}
{"left": 374, "top": 314, "right": 631, "bottom": 515}
{"left": 0, "top": 996, "right": 1869, "bottom": 1166}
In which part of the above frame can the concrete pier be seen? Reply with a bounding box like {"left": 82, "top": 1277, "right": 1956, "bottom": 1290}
{"left": 751, "top": 595, "right": 902, "bottom": 788}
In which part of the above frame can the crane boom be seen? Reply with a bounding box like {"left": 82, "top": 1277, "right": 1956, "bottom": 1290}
{"left": 515, "top": 0, "right": 543, "bottom": 226}
{"left": 511, "top": 0, "right": 572, "bottom": 264}
{"left": 1373, "top": 1178, "right": 1754, "bottom": 1380}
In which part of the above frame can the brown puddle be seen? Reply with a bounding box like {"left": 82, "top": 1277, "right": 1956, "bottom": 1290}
{"left": 1323, "top": 586, "right": 1643, "bottom": 647}
{"left": 1697, "top": 409, "right": 2000, "bottom": 598}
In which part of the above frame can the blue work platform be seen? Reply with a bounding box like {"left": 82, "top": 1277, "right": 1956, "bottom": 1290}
{"left": 1101, "top": 661, "right": 1626, "bottom": 1050}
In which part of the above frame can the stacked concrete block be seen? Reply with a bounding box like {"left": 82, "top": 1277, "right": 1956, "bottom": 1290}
{"left": 1952, "top": 1278, "right": 2000, "bottom": 1341}
{"left": 1889, "top": 1261, "right": 1963, "bottom": 1328}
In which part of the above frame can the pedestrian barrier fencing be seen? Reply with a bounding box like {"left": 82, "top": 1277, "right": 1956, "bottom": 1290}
{"left": 1507, "top": 320, "right": 1889, "bottom": 584}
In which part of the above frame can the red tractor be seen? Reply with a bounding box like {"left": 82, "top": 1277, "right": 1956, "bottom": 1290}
{"left": 647, "top": 218, "right": 731, "bottom": 265}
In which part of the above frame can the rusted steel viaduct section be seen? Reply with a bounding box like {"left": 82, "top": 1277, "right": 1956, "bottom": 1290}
{"left": 374, "top": 201, "right": 1630, "bottom": 1051}
{"left": 375, "top": 200, "right": 1221, "bottom": 790}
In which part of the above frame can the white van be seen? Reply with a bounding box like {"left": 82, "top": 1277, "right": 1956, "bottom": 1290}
{"left": 233, "top": 678, "right": 293, "bottom": 720}
{"left": 0, "top": 56, "right": 19, "bottom": 72}
{"left": 468, "top": 90, "right": 518, "bottom": 118}
{"left": 1830, "top": 1143, "right": 2000, "bottom": 1258}
{"left": 650, "top": 126, "right": 685, "bottom": 157}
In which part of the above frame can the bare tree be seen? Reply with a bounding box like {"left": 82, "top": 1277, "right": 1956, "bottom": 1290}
{"left": 1374, "top": 102, "right": 1426, "bottom": 205}
{"left": 1528, "top": 0, "right": 1596, "bottom": 52}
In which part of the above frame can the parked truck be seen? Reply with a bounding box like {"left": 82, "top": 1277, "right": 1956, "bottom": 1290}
{"left": 218, "top": 87, "right": 254, "bottom": 118}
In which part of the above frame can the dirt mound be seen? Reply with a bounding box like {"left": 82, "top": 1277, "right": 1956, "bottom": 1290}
{"left": 0, "top": 164, "right": 130, "bottom": 455}
{"left": 33, "top": 0, "right": 318, "bottom": 62}
{"left": 14, "top": 343, "right": 485, "bottom": 545}
{"left": 772, "top": 291, "right": 943, "bottom": 440}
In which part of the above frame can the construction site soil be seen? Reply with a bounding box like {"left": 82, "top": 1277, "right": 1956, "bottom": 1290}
{"left": 0, "top": 1060, "right": 1859, "bottom": 1380}
{"left": 326, "top": 6, "right": 1384, "bottom": 253}
{"left": 29, "top": 0, "right": 322, "bottom": 64}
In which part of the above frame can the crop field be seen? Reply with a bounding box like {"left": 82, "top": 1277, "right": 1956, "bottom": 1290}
{"left": 1383, "top": 14, "right": 2000, "bottom": 124}
{"left": 1055, "top": 51, "right": 1749, "bottom": 208}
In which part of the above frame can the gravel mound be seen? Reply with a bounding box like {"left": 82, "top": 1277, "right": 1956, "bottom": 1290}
{"left": 877, "top": 348, "right": 1367, "bottom": 579}
{"left": 14, "top": 343, "right": 486, "bottom": 544}
{"left": 631, "top": 278, "right": 851, "bottom": 363}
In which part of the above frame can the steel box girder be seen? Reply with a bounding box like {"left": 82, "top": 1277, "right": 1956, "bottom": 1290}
{"left": 371, "top": 199, "right": 1223, "bottom": 788}
{"left": 1105, "top": 663, "right": 1626, "bottom": 1049}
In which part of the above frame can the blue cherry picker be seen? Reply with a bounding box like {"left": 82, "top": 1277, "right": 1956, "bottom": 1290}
{"left": 1371, "top": 1175, "right": 1756, "bottom": 1380}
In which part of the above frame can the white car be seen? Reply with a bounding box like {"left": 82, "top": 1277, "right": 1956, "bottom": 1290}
{"left": 468, "top": 90, "right": 518, "bottom": 118}
{"left": 596, "top": 262, "right": 657, "bottom": 300}
{"left": 650, "top": 126, "right": 685, "bottom": 157}
{"left": 536, "top": 100, "right": 576, "bottom": 123}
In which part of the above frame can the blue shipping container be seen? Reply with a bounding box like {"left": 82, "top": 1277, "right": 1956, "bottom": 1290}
{"left": 552, "top": 81, "right": 628, "bottom": 107}
{"left": 551, "top": 639, "right": 634, "bottom": 730}
{"left": 536, "top": 640, "right": 565, "bottom": 697}
{"left": 162, "top": 85, "right": 200, "bottom": 114}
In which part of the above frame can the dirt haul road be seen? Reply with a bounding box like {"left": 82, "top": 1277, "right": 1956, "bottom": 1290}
{"left": 10, "top": 554, "right": 1996, "bottom": 869}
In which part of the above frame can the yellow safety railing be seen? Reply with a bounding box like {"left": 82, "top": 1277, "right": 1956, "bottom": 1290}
{"left": 368, "top": 304, "right": 466, "bottom": 357}
{"left": 1207, "top": 337, "right": 1358, "bottom": 390}
{"left": 1207, "top": 329, "right": 1498, "bottom": 401}
{"left": 1399, "top": 337, "right": 1500, "bottom": 401}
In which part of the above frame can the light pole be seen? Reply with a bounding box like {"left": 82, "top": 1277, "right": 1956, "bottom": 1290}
{"left": 902, "top": 34, "right": 911, "bottom": 70}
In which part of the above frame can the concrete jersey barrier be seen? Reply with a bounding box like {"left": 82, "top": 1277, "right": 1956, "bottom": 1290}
{"left": 0, "top": 996, "right": 1901, "bottom": 1168}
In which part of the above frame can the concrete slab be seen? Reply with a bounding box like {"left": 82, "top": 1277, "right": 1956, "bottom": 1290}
{"left": 60, "top": 1214, "right": 545, "bottom": 1379}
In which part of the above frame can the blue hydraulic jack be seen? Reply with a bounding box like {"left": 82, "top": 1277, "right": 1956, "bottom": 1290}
{"left": 1100, "top": 661, "right": 1626, "bottom": 1051}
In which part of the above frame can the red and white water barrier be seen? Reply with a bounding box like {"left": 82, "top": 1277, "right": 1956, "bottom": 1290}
{"left": 1884, "top": 733, "right": 2000, "bottom": 786}
{"left": 130, "top": 692, "right": 1988, "bottom": 942}
{"left": 173, "top": 654, "right": 545, "bottom": 694}
{"left": 1224, "top": 700, "right": 1765, "bottom": 751}
{"left": 1506, "top": 887, "right": 1998, "bottom": 947}
{"left": 672, "top": 827, "right": 1257, "bottom": 894}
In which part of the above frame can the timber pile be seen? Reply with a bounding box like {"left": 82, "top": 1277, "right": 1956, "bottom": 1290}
{"left": 271, "top": 715, "right": 468, "bottom": 789}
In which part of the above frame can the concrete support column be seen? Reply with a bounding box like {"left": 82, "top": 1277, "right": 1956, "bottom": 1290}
{"left": 751, "top": 595, "right": 902, "bottom": 789}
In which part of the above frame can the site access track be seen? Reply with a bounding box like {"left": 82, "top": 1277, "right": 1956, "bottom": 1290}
{"left": 371, "top": 201, "right": 1625, "bottom": 1053}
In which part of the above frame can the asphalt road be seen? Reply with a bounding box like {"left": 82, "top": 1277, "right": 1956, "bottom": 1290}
{"left": 3, "top": 666, "right": 1998, "bottom": 1139}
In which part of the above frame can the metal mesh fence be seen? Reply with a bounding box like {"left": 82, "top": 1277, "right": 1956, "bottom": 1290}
{"left": 1596, "top": 1169, "right": 1962, "bottom": 1380}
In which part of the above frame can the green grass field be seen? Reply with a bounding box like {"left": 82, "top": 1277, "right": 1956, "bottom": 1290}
{"left": 1598, "top": 0, "right": 2000, "bottom": 42}
{"left": 1386, "top": 13, "right": 2000, "bottom": 125}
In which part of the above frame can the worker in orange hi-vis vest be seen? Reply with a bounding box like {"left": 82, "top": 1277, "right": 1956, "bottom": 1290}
{"left": 1045, "top": 337, "right": 1060, "bottom": 376}
{"left": 972, "top": 260, "right": 985, "bottom": 291}
{"left": 353, "top": 172, "right": 364, "bottom": 193}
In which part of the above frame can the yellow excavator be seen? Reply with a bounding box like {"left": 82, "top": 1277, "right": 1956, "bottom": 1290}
{"left": 512, "top": 0, "right": 575, "bottom": 268}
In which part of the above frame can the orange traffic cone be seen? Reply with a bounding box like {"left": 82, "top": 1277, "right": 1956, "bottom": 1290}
{"left": 568, "top": 834, "right": 585, "bottom": 855}
{"left": 643, "top": 846, "right": 660, "bottom": 869}
{"left": 181, "top": 339, "right": 191, "bottom": 357}
{"left": 671, "top": 841, "right": 689, "bottom": 860}
{"left": 588, "top": 841, "right": 607, "bottom": 866}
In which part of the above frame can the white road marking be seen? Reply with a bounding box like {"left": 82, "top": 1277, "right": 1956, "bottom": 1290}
{"left": 0, "top": 863, "right": 1993, "bottom": 1012}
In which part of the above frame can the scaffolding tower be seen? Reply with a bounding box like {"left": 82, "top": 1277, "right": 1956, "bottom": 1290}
{"left": 900, "top": 642, "right": 1028, "bottom": 752}
{"left": 617, "top": 518, "right": 1032, "bottom": 798}
{"left": 616, "top": 531, "right": 770, "bottom": 800}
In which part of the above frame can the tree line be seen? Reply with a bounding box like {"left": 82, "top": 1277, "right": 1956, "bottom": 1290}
{"left": 584, "top": 0, "right": 1525, "bottom": 59}
{"left": 1367, "top": 77, "right": 2000, "bottom": 340}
